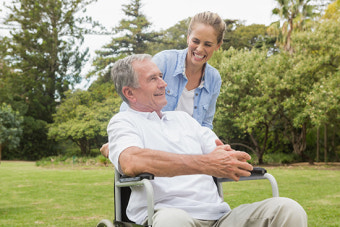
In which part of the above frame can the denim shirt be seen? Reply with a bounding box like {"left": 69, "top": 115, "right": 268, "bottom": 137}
{"left": 120, "top": 49, "right": 221, "bottom": 129}
{"left": 153, "top": 48, "right": 222, "bottom": 129}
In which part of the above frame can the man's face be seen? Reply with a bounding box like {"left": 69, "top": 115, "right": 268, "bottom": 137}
{"left": 128, "top": 59, "right": 167, "bottom": 113}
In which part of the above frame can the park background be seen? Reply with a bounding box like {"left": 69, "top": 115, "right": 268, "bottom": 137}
{"left": 0, "top": 0, "right": 339, "bottom": 226}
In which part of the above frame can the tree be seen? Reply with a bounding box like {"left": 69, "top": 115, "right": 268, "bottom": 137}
{"left": 0, "top": 103, "right": 23, "bottom": 163}
{"left": 2, "top": 0, "right": 97, "bottom": 159}
{"left": 272, "top": 0, "right": 318, "bottom": 52}
{"left": 223, "top": 22, "right": 276, "bottom": 51}
{"left": 147, "top": 18, "right": 189, "bottom": 55}
{"left": 322, "top": 0, "right": 340, "bottom": 20}
{"left": 89, "top": 0, "right": 159, "bottom": 79}
{"left": 48, "top": 84, "right": 121, "bottom": 156}
{"left": 294, "top": 8, "right": 340, "bottom": 162}
{"left": 211, "top": 48, "right": 283, "bottom": 164}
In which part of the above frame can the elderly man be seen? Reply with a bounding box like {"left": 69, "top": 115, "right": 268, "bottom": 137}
{"left": 107, "top": 54, "right": 307, "bottom": 227}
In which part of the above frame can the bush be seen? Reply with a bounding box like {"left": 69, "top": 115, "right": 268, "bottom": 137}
{"left": 36, "top": 155, "right": 110, "bottom": 167}
{"left": 263, "top": 152, "right": 299, "bottom": 165}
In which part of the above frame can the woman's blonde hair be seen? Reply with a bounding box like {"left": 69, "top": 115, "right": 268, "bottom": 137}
{"left": 188, "top": 11, "right": 226, "bottom": 44}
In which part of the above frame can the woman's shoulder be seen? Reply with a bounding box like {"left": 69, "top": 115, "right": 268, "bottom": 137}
{"left": 154, "top": 49, "right": 186, "bottom": 58}
{"left": 205, "top": 63, "right": 221, "bottom": 79}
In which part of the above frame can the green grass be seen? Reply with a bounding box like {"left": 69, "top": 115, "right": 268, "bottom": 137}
{"left": 0, "top": 161, "right": 115, "bottom": 226}
{"left": 1, "top": 162, "right": 339, "bottom": 226}
{"left": 222, "top": 166, "right": 340, "bottom": 227}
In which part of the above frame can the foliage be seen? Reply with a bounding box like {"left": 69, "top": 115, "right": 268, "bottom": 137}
{"left": 322, "top": 0, "right": 340, "bottom": 20}
{"left": 271, "top": 0, "right": 319, "bottom": 52}
{"left": 294, "top": 9, "right": 340, "bottom": 127}
{"left": 147, "top": 18, "right": 189, "bottom": 55}
{"left": 48, "top": 84, "right": 121, "bottom": 156}
{"left": 212, "top": 48, "right": 287, "bottom": 164}
{"left": 0, "top": 103, "right": 23, "bottom": 162}
{"left": 223, "top": 21, "right": 276, "bottom": 51}
{"left": 1, "top": 0, "right": 98, "bottom": 160}
{"left": 35, "top": 155, "right": 110, "bottom": 167}
{"left": 89, "top": 0, "right": 160, "bottom": 79}
{"left": 212, "top": 14, "right": 340, "bottom": 163}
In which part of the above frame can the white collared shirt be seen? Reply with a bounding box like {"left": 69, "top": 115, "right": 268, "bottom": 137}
{"left": 107, "top": 107, "right": 230, "bottom": 224}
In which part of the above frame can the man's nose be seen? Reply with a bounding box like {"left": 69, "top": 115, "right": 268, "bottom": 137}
{"left": 159, "top": 78, "right": 167, "bottom": 87}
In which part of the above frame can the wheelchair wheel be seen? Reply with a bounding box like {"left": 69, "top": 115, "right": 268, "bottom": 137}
{"left": 96, "top": 219, "right": 115, "bottom": 227}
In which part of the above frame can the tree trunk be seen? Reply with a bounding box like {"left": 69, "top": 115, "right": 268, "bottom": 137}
{"left": 0, "top": 144, "right": 2, "bottom": 164}
{"left": 285, "top": 19, "right": 294, "bottom": 53}
{"left": 332, "top": 127, "right": 338, "bottom": 161}
{"left": 316, "top": 127, "right": 320, "bottom": 162}
{"left": 324, "top": 124, "right": 328, "bottom": 163}
{"left": 248, "top": 125, "right": 269, "bottom": 165}
{"left": 291, "top": 123, "right": 307, "bottom": 155}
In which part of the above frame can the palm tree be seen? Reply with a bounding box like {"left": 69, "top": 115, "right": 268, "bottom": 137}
{"left": 272, "top": 0, "right": 317, "bottom": 52}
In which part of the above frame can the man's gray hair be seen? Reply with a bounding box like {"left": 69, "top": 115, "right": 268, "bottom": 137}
{"left": 111, "top": 54, "right": 152, "bottom": 104}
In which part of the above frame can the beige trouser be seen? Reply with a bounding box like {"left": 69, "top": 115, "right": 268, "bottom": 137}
{"left": 149, "top": 197, "right": 307, "bottom": 227}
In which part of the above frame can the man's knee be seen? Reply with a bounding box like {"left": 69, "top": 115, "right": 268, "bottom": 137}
{"left": 152, "top": 208, "right": 195, "bottom": 227}
{"left": 271, "top": 197, "right": 307, "bottom": 226}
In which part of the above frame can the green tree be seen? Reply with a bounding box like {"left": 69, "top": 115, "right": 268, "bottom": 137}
{"left": 322, "top": 0, "right": 340, "bottom": 20}
{"left": 48, "top": 84, "right": 120, "bottom": 156}
{"left": 293, "top": 10, "right": 340, "bottom": 162}
{"left": 211, "top": 48, "right": 283, "bottom": 164}
{"left": 90, "top": 0, "right": 159, "bottom": 80}
{"left": 272, "top": 0, "right": 318, "bottom": 52}
{"left": 0, "top": 103, "right": 23, "bottom": 163}
{"left": 147, "top": 18, "right": 189, "bottom": 55}
{"left": 2, "top": 0, "right": 97, "bottom": 159}
{"left": 223, "top": 22, "right": 276, "bottom": 51}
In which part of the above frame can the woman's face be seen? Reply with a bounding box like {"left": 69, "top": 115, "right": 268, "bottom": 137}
{"left": 187, "top": 23, "right": 221, "bottom": 68}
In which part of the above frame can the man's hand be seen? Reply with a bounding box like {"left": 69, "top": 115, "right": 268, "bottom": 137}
{"left": 205, "top": 139, "right": 253, "bottom": 181}
{"left": 100, "top": 143, "right": 109, "bottom": 158}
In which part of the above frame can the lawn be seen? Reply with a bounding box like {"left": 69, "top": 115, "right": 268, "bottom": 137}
{"left": 0, "top": 161, "right": 339, "bottom": 226}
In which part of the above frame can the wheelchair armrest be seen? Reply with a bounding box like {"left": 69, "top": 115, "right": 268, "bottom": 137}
{"left": 216, "top": 167, "right": 279, "bottom": 197}
{"left": 251, "top": 167, "right": 267, "bottom": 175}
{"left": 217, "top": 167, "right": 267, "bottom": 183}
{"left": 115, "top": 171, "right": 155, "bottom": 225}
{"left": 119, "top": 173, "right": 154, "bottom": 183}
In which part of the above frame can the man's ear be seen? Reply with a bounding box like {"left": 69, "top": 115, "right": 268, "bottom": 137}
{"left": 122, "top": 86, "right": 136, "bottom": 103}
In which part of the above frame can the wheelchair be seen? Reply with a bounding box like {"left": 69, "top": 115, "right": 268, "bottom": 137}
{"left": 97, "top": 167, "right": 279, "bottom": 227}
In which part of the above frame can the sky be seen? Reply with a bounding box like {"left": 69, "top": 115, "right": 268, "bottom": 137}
{"left": 0, "top": 0, "right": 280, "bottom": 89}
{"left": 79, "top": 0, "right": 280, "bottom": 89}
{"left": 83, "top": 0, "right": 280, "bottom": 52}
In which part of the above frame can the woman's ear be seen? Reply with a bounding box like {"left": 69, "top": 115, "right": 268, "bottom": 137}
{"left": 122, "top": 86, "right": 136, "bottom": 103}
{"left": 215, "top": 41, "right": 222, "bottom": 51}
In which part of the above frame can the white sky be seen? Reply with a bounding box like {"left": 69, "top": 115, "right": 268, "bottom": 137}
{"left": 83, "top": 0, "right": 279, "bottom": 51}
{"left": 0, "top": 0, "right": 281, "bottom": 89}
{"left": 79, "top": 0, "right": 280, "bottom": 89}
{"left": 87, "top": 0, "right": 279, "bottom": 30}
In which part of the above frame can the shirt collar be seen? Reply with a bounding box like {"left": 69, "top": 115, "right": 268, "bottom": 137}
{"left": 126, "top": 106, "right": 171, "bottom": 121}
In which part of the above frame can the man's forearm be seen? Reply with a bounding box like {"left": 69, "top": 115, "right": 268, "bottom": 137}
{"left": 119, "top": 146, "right": 207, "bottom": 177}
{"left": 118, "top": 145, "right": 252, "bottom": 180}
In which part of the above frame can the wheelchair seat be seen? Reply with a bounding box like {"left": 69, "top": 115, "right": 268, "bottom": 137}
{"left": 97, "top": 167, "right": 279, "bottom": 227}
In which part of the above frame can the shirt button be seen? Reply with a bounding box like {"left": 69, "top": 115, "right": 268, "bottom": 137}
{"left": 167, "top": 90, "right": 170, "bottom": 94}
{"left": 195, "top": 93, "right": 198, "bottom": 96}
{"left": 194, "top": 106, "right": 197, "bottom": 109}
